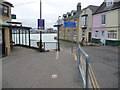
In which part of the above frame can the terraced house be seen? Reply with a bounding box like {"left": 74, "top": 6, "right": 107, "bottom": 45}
{"left": 92, "top": 0, "right": 120, "bottom": 46}
{"left": 59, "top": 3, "right": 82, "bottom": 42}
{"left": 79, "top": 5, "right": 98, "bottom": 43}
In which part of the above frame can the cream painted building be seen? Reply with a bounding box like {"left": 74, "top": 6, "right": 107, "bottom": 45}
{"left": 59, "top": 3, "right": 82, "bottom": 42}
{"left": 79, "top": 5, "right": 98, "bottom": 43}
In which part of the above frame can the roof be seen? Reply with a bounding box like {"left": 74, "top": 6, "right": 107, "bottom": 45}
{"left": 93, "top": 1, "right": 120, "bottom": 15}
{"left": 0, "top": 0, "right": 14, "bottom": 7}
{"left": 63, "top": 5, "right": 99, "bottom": 20}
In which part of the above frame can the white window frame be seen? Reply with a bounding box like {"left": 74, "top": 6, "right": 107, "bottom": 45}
{"left": 74, "top": 29, "right": 77, "bottom": 36}
{"left": 106, "top": 0, "right": 114, "bottom": 7}
{"left": 101, "top": 14, "right": 106, "bottom": 25}
{"left": 63, "top": 30, "right": 65, "bottom": 36}
{"left": 81, "top": 16, "right": 87, "bottom": 27}
{"left": 94, "top": 31, "right": 99, "bottom": 38}
{"left": 107, "top": 30, "right": 117, "bottom": 40}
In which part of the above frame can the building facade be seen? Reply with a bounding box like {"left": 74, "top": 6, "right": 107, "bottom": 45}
{"left": 0, "top": 0, "right": 13, "bottom": 56}
{"left": 59, "top": 3, "right": 82, "bottom": 42}
{"left": 79, "top": 5, "right": 98, "bottom": 43}
{"left": 92, "top": 1, "right": 120, "bottom": 46}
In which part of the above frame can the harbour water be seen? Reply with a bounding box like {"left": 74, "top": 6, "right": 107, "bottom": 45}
{"left": 12, "top": 33, "right": 57, "bottom": 50}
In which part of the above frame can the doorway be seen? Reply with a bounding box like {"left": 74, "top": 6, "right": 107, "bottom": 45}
{"left": 88, "top": 32, "right": 91, "bottom": 42}
{"left": 0, "top": 29, "right": 5, "bottom": 57}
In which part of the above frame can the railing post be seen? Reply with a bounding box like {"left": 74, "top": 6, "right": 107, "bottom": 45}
{"left": 16, "top": 30, "right": 17, "bottom": 44}
{"left": 44, "top": 42, "right": 45, "bottom": 50}
{"left": 14, "top": 30, "right": 15, "bottom": 44}
{"left": 22, "top": 30, "right": 23, "bottom": 45}
{"left": 19, "top": 30, "right": 20, "bottom": 45}
{"left": 86, "top": 56, "right": 89, "bottom": 89}
{"left": 25, "top": 30, "right": 27, "bottom": 45}
{"left": 78, "top": 42, "right": 80, "bottom": 65}
{"left": 71, "top": 28, "right": 73, "bottom": 53}
{"left": 29, "top": 30, "right": 31, "bottom": 47}
{"left": 40, "top": 31, "right": 42, "bottom": 52}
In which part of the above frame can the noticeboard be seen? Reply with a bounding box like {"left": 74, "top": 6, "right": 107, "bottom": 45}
{"left": 38, "top": 19, "right": 45, "bottom": 30}
{"left": 64, "top": 22, "right": 76, "bottom": 28}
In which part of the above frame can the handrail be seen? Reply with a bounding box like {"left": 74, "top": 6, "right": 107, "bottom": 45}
{"left": 77, "top": 42, "right": 89, "bottom": 89}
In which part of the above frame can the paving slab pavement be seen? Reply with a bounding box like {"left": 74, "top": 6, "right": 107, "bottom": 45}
{"left": 2, "top": 46, "right": 83, "bottom": 88}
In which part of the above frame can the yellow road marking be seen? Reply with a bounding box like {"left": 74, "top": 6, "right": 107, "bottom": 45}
{"left": 89, "top": 68, "right": 96, "bottom": 89}
{"left": 56, "top": 51, "right": 59, "bottom": 60}
{"left": 74, "top": 54, "right": 77, "bottom": 61}
{"left": 89, "top": 63, "right": 100, "bottom": 89}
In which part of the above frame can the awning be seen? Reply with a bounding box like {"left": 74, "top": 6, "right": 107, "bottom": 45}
{"left": 0, "top": 19, "right": 8, "bottom": 26}
{"left": 0, "top": 19, "right": 32, "bottom": 30}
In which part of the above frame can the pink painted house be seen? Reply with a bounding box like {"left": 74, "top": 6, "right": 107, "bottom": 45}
{"left": 92, "top": 1, "right": 120, "bottom": 46}
{"left": 92, "top": 12, "right": 106, "bottom": 43}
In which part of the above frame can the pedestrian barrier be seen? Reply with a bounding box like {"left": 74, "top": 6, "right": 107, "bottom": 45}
{"left": 11, "top": 29, "right": 58, "bottom": 51}
{"left": 73, "top": 42, "right": 100, "bottom": 89}
{"left": 30, "top": 39, "right": 58, "bottom": 51}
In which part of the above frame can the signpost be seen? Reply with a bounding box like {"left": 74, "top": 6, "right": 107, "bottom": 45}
{"left": 64, "top": 22, "right": 76, "bottom": 53}
{"left": 38, "top": 19, "right": 45, "bottom": 30}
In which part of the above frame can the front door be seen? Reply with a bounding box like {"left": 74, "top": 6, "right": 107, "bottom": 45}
{"left": 0, "top": 29, "right": 5, "bottom": 57}
{"left": 88, "top": 32, "right": 91, "bottom": 42}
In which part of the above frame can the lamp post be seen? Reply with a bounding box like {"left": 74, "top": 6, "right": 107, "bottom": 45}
{"left": 57, "top": 16, "right": 61, "bottom": 51}
{"left": 40, "top": 0, "right": 42, "bottom": 19}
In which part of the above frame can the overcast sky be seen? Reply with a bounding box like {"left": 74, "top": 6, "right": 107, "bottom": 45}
{"left": 7, "top": 0, "right": 104, "bottom": 29}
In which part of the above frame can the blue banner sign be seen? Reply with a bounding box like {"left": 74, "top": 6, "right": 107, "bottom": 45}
{"left": 64, "top": 22, "right": 76, "bottom": 28}
{"left": 38, "top": 19, "right": 45, "bottom": 30}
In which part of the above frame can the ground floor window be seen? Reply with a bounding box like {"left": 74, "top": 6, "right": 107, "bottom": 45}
{"left": 94, "top": 31, "right": 98, "bottom": 38}
{"left": 59, "top": 30, "right": 61, "bottom": 36}
{"left": 63, "top": 30, "right": 65, "bottom": 36}
{"left": 107, "top": 30, "right": 117, "bottom": 39}
{"left": 68, "top": 29, "right": 70, "bottom": 36}
{"left": 74, "top": 29, "right": 77, "bottom": 36}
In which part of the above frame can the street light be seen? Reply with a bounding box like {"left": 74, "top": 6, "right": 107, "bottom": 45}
{"left": 53, "top": 16, "right": 63, "bottom": 51}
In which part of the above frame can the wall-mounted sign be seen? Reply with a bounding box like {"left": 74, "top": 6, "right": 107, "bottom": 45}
{"left": 64, "top": 22, "right": 76, "bottom": 28}
{"left": 38, "top": 19, "right": 45, "bottom": 30}
{"left": 11, "top": 14, "right": 16, "bottom": 19}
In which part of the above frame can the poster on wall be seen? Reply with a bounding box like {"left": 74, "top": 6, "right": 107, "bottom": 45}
{"left": 38, "top": 19, "right": 45, "bottom": 30}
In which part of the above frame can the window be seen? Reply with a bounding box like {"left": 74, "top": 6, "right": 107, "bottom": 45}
{"left": 95, "top": 31, "right": 98, "bottom": 38}
{"left": 84, "top": 9, "right": 87, "bottom": 14}
{"left": 106, "top": 0, "right": 114, "bottom": 7}
{"left": 63, "top": 30, "right": 65, "bottom": 36}
{"left": 81, "top": 16, "right": 87, "bottom": 26}
{"left": 101, "top": 31, "right": 105, "bottom": 38}
{"left": 0, "top": 3, "right": 9, "bottom": 17}
{"left": 59, "top": 30, "right": 61, "bottom": 36}
{"left": 68, "top": 29, "right": 70, "bottom": 36}
{"left": 101, "top": 14, "right": 106, "bottom": 25}
{"left": 107, "top": 30, "right": 117, "bottom": 39}
{"left": 74, "top": 29, "right": 77, "bottom": 36}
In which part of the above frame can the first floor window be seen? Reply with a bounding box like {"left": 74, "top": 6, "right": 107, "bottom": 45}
{"left": 101, "top": 14, "right": 106, "bottom": 25}
{"left": 107, "top": 30, "right": 117, "bottom": 39}
{"left": 95, "top": 31, "right": 98, "bottom": 38}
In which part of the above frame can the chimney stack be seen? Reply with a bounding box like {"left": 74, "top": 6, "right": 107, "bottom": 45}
{"left": 77, "top": 2, "right": 81, "bottom": 12}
